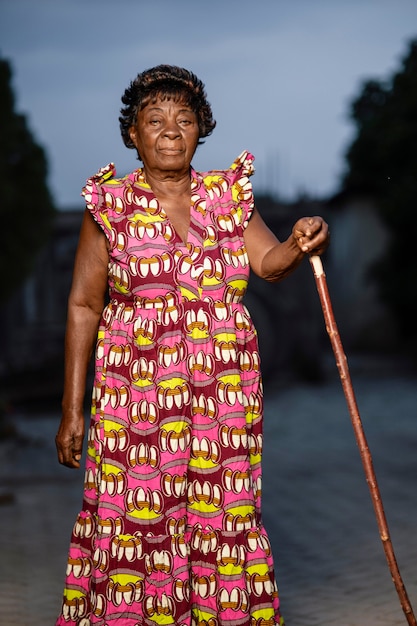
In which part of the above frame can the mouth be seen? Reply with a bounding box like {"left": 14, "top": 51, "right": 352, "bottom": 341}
{"left": 158, "top": 147, "right": 183, "bottom": 155}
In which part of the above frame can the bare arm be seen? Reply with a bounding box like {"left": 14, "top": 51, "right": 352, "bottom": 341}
{"left": 244, "top": 207, "right": 329, "bottom": 282}
{"left": 55, "top": 210, "right": 109, "bottom": 468}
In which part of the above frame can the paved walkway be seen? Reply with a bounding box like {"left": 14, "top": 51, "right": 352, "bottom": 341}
{"left": 0, "top": 356, "right": 416, "bottom": 625}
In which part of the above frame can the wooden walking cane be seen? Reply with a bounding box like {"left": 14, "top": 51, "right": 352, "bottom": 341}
{"left": 309, "top": 254, "right": 416, "bottom": 626}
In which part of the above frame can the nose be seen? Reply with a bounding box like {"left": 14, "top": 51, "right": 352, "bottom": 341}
{"left": 163, "top": 119, "right": 180, "bottom": 138}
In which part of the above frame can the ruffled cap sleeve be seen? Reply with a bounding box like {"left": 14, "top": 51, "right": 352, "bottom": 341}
{"left": 81, "top": 162, "right": 116, "bottom": 242}
{"left": 230, "top": 150, "right": 255, "bottom": 178}
{"left": 229, "top": 150, "right": 255, "bottom": 228}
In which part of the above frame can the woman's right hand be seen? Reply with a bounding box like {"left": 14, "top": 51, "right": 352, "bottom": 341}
{"left": 56, "top": 210, "right": 108, "bottom": 469}
{"left": 55, "top": 409, "right": 85, "bottom": 468}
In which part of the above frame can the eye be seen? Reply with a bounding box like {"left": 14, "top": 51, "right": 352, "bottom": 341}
{"left": 179, "top": 116, "right": 195, "bottom": 127}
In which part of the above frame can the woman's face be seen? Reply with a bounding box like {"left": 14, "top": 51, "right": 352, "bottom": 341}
{"left": 129, "top": 95, "right": 200, "bottom": 176}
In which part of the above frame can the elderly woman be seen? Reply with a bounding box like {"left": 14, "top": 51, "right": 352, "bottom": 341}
{"left": 55, "top": 64, "right": 329, "bottom": 626}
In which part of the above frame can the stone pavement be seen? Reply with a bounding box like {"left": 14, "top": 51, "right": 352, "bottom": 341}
{"left": 0, "top": 356, "right": 416, "bottom": 625}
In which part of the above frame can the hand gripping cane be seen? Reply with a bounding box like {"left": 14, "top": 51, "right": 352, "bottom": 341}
{"left": 309, "top": 255, "right": 416, "bottom": 626}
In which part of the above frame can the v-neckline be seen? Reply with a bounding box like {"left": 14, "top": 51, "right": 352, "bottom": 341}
{"left": 134, "top": 167, "right": 200, "bottom": 248}
{"left": 158, "top": 204, "right": 191, "bottom": 247}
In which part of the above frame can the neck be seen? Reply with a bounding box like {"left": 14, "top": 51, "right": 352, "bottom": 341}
{"left": 142, "top": 167, "right": 192, "bottom": 198}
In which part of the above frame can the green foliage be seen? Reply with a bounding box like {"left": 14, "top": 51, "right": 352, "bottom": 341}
{"left": 343, "top": 39, "right": 417, "bottom": 348}
{"left": 0, "top": 57, "right": 56, "bottom": 303}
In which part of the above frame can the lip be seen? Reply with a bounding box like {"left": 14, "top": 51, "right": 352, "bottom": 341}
{"left": 158, "top": 148, "right": 183, "bottom": 155}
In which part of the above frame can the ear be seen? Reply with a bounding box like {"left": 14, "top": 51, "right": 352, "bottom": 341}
{"left": 129, "top": 126, "right": 137, "bottom": 147}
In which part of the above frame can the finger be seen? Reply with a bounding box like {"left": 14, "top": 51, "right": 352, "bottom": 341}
{"left": 309, "top": 233, "right": 330, "bottom": 255}
{"left": 73, "top": 428, "right": 85, "bottom": 461}
{"left": 56, "top": 437, "right": 82, "bottom": 469}
{"left": 66, "top": 439, "right": 83, "bottom": 468}
{"left": 297, "top": 236, "right": 310, "bottom": 253}
{"left": 299, "top": 228, "right": 329, "bottom": 254}
{"left": 63, "top": 451, "right": 81, "bottom": 469}
{"left": 303, "top": 217, "right": 315, "bottom": 238}
{"left": 294, "top": 217, "right": 319, "bottom": 241}
{"left": 55, "top": 436, "right": 65, "bottom": 465}
{"left": 56, "top": 445, "right": 64, "bottom": 466}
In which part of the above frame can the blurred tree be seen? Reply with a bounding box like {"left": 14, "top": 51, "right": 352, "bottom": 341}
{"left": 0, "top": 57, "right": 56, "bottom": 303}
{"left": 343, "top": 39, "right": 417, "bottom": 351}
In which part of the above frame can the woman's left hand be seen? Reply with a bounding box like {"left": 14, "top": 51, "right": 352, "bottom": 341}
{"left": 292, "top": 216, "right": 330, "bottom": 256}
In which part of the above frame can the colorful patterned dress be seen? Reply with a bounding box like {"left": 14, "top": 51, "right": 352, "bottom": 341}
{"left": 56, "top": 151, "right": 283, "bottom": 626}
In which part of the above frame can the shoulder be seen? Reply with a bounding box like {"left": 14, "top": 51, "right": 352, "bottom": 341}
{"left": 82, "top": 163, "right": 137, "bottom": 198}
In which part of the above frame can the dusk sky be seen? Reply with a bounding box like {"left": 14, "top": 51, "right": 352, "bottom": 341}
{"left": 1, "top": 0, "right": 416, "bottom": 208}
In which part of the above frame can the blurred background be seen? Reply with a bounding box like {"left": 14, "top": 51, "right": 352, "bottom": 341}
{"left": 0, "top": 1, "right": 416, "bottom": 624}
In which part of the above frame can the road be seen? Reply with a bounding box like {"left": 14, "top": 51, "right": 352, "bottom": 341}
{"left": 0, "top": 355, "right": 416, "bottom": 625}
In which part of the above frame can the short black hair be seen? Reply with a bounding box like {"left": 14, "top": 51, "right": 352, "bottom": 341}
{"left": 119, "top": 64, "right": 216, "bottom": 157}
